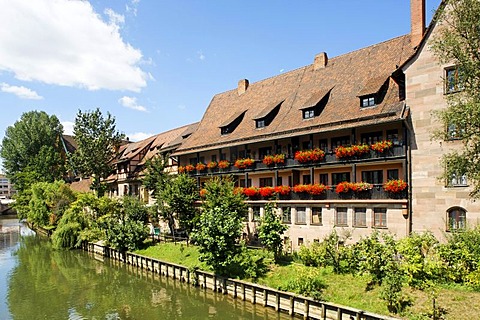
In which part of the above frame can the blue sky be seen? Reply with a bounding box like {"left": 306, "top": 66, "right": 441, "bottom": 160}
{"left": 0, "top": 0, "right": 441, "bottom": 170}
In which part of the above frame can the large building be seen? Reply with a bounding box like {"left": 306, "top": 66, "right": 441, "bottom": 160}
{"left": 0, "top": 174, "right": 15, "bottom": 199}
{"left": 169, "top": 0, "right": 479, "bottom": 249}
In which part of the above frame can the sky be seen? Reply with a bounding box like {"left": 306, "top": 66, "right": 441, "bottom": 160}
{"left": 0, "top": 0, "right": 442, "bottom": 171}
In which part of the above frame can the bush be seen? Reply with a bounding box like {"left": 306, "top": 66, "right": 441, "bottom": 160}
{"left": 278, "top": 269, "right": 326, "bottom": 300}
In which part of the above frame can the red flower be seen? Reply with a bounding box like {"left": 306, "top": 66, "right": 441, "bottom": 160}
{"left": 274, "top": 185, "right": 291, "bottom": 195}
{"left": 371, "top": 140, "right": 393, "bottom": 153}
{"left": 178, "top": 166, "right": 185, "bottom": 173}
{"left": 195, "top": 163, "right": 206, "bottom": 171}
{"left": 263, "top": 155, "right": 275, "bottom": 166}
{"left": 243, "top": 186, "right": 259, "bottom": 197}
{"left": 273, "top": 154, "right": 286, "bottom": 164}
{"left": 207, "top": 161, "right": 218, "bottom": 169}
{"left": 217, "top": 160, "right": 230, "bottom": 169}
{"left": 293, "top": 184, "right": 309, "bottom": 193}
{"left": 308, "top": 183, "right": 330, "bottom": 195}
{"left": 185, "top": 164, "right": 195, "bottom": 172}
{"left": 384, "top": 179, "right": 407, "bottom": 193}
{"left": 294, "top": 149, "right": 325, "bottom": 163}
{"left": 199, "top": 189, "right": 207, "bottom": 198}
{"left": 335, "top": 144, "right": 370, "bottom": 158}
{"left": 234, "top": 158, "right": 255, "bottom": 169}
{"left": 259, "top": 187, "right": 275, "bottom": 197}
{"left": 335, "top": 181, "right": 352, "bottom": 193}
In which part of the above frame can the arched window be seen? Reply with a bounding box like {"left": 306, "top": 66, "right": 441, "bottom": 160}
{"left": 447, "top": 207, "right": 466, "bottom": 231}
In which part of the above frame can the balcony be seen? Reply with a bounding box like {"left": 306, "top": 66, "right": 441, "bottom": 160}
{"left": 186, "top": 144, "right": 406, "bottom": 177}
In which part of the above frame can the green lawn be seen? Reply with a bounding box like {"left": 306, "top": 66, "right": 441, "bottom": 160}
{"left": 134, "top": 242, "right": 480, "bottom": 319}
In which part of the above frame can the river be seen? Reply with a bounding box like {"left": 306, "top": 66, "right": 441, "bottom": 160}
{"left": 0, "top": 216, "right": 291, "bottom": 320}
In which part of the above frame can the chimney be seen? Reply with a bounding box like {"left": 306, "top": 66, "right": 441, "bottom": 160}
{"left": 411, "top": 0, "right": 426, "bottom": 48}
{"left": 314, "top": 52, "right": 328, "bottom": 70}
{"left": 238, "top": 79, "right": 249, "bottom": 95}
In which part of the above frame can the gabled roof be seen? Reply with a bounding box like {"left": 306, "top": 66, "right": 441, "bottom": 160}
{"left": 174, "top": 34, "right": 415, "bottom": 155}
{"left": 61, "top": 135, "right": 77, "bottom": 154}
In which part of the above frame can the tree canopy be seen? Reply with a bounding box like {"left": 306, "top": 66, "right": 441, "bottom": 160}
{"left": 69, "top": 108, "right": 124, "bottom": 195}
{"left": 0, "top": 111, "right": 65, "bottom": 186}
{"left": 431, "top": 0, "right": 480, "bottom": 197}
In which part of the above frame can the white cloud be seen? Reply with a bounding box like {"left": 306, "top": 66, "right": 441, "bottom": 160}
{"left": 0, "top": 83, "right": 43, "bottom": 100}
{"left": 126, "top": 0, "right": 140, "bottom": 16}
{"left": 118, "top": 96, "right": 147, "bottom": 112}
{"left": 128, "top": 132, "right": 152, "bottom": 142}
{"left": 0, "top": 0, "right": 147, "bottom": 92}
{"left": 61, "top": 121, "right": 74, "bottom": 135}
{"left": 104, "top": 8, "right": 125, "bottom": 27}
{"left": 197, "top": 51, "right": 205, "bottom": 61}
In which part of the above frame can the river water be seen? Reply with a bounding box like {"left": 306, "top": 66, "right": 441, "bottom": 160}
{"left": 0, "top": 217, "right": 291, "bottom": 320}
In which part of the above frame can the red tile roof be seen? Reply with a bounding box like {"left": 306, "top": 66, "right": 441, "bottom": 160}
{"left": 174, "top": 35, "right": 415, "bottom": 156}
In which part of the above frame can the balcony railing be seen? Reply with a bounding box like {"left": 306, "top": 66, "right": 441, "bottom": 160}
{"left": 186, "top": 144, "right": 406, "bottom": 177}
{"left": 245, "top": 187, "right": 407, "bottom": 201}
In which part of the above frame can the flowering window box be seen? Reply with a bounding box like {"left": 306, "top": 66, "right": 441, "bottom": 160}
{"left": 243, "top": 186, "right": 259, "bottom": 197}
{"left": 207, "top": 161, "right": 218, "bottom": 169}
{"left": 259, "top": 187, "right": 275, "bottom": 198}
{"left": 335, "top": 144, "right": 370, "bottom": 159}
{"left": 274, "top": 185, "right": 291, "bottom": 196}
{"left": 383, "top": 179, "right": 407, "bottom": 193}
{"left": 294, "top": 149, "right": 325, "bottom": 163}
{"left": 234, "top": 158, "right": 255, "bottom": 169}
{"left": 185, "top": 164, "right": 195, "bottom": 172}
{"left": 217, "top": 160, "right": 231, "bottom": 169}
{"left": 195, "top": 163, "right": 206, "bottom": 172}
{"left": 371, "top": 140, "right": 393, "bottom": 153}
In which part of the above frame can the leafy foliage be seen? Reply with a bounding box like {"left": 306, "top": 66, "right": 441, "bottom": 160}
{"left": 69, "top": 108, "right": 124, "bottom": 195}
{"left": 278, "top": 268, "right": 326, "bottom": 301}
{"left": 191, "top": 177, "right": 246, "bottom": 275}
{"left": 431, "top": 0, "right": 480, "bottom": 197}
{"left": 158, "top": 173, "right": 199, "bottom": 234}
{"left": 258, "top": 202, "right": 288, "bottom": 262}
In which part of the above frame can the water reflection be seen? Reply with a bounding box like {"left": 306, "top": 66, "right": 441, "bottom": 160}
{"left": 1, "top": 218, "right": 289, "bottom": 319}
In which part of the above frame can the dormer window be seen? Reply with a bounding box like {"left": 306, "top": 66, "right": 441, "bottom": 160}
{"left": 219, "top": 110, "right": 246, "bottom": 135}
{"left": 253, "top": 100, "right": 283, "bottom": 129}
{"left": 256, "top": 119, "right": 265, "bottom": 128}
{"left": 299, "top": 87, "right": 332, "bottom": 120}
{"left": 303, "top": 109, "right": 315, "bottom": 119}
{"left": 361, "top": 95, "right": 376, "bottom": 108}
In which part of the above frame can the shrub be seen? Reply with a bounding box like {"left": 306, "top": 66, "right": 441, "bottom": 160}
{"left": 279, "top": 269, "right": 326, "bottom": 301}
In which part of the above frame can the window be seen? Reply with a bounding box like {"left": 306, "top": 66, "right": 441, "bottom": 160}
{"left": 303, "top": 109, "right": 315, "bottom": 119}
{"left": 331, "top": 136, "right": 350, "bottom": 148}
{"left": 211, "top": 154, "right": 217, "bottom": 162}
{"left": 298, "top": 238, "right": 304, "bottom": 246}
{"left": 448, "top": 172, "right": 468, "bottom": 187}
{"left": 354, "top": 208, "right": 367, "bottom": 227}
{"left": 361, "top": 95, "right": 375, "bottom": 107}
{"left": 373, "top": 208, "right": 387, "bottom": 228}
{"left": 189, "top": 158, "right": 196, "bottom": 165}
{"left": 311, "top": 207, "right": 322, "bottom": 225}
{"left": 361, "top": 170, "right": 383, "bottom": 185}
{"left": 319, "top": 173, "right": 328, "bottom": 186}
{"left": 445, "top": 67, "right": 463, "bottom": 94}
{"left": 386, "top": 129, "right": 399, "bottom": 145}
{"left": 259, "top": 147, "right": 272, "bottom": 159}
{"left": 259, "top": 177, "right": 273, "bottom": 187}
{"left": 335, "top": 207, "right": 348, "bottom": 226}
{"left": 332, "top": 172, "right": 350, "bottom": 185}
{"left": 319, "top": 139, "right": 328, "bottom": 151}
{"left": 302, "top": 141, "right": 312, "bottom": 150}
{"left": 361, "top": 131, "right": 383, "bottom": 145}
{"left": 447, "top": 123, "right": 463, "bottom": 140}
{"left": 252, "top": 206, "right": 261, "bottom": 222}
{"left": 302, "top": 175, "right": 311, "bottom": 185}
{"left": 239, "top": 179, "right": 252, "bottom": 188}
{"left": 282, "top": 207, "right": 291, "bottom": 223}
{"left": 296, "top": 207, "right": 306, "bottom": 224}
{"left": 256, "top": 119, "right": 265, "bottom": 128}
{"left": 447, "top": 207, "right": 466, "bottom": 231}
{"left": 387, "top": 169, "right": 399, "bottom": 181}
{"left": 276, "top": 176, "right": 283, "bottom": 186}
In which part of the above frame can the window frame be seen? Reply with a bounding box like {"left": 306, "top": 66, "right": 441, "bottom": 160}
{"left": 311, "top": 207, "right": 322, "bottom": 225}
{"left": 447, "top": 207, "right": 466, "bottom": 232}
{"left": 373, "top": 208, "right": 387, "bottom": 228}
{"left": 361, "top": 95, "right": 376, "bottom": 108}
{"left": 335, "top": 207, "right": 348, "bottom": 227}
{"left": 353, "top": 207, "right": 367, "bottom": 227}
{"left": 445, "top": 66, "right": 464, "bottom": 94}
{"left": 295, "top": 207, "right": 307, "bottom": 225}
{"left": 282, "top": 207, "right": 292, "bottom": 224}
{"left": 303, "top": 109, "right": 315, "bottom": 120}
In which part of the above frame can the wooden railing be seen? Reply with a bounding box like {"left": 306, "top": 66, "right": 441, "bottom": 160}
{"left": 83, "top": 242, "right": 399, "bottom": 320}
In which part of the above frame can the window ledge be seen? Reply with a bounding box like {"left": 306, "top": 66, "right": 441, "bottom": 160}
{"left": 372, "top": 226, "right": 388, "bottom": 229}
{"left": 353, "top": 225, "right": 368, "bottom": 228}
{"left": 295, "top": 222, "right": 307, "bottom": 225}
{"left": 310, "top": 223, "right": 323, "bottom": 226}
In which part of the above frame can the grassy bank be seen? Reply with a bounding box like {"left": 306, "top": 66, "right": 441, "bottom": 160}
{"left": 134, "top": 242, "right": 480, "bottom": 320}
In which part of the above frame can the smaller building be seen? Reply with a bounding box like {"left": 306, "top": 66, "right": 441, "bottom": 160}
{"left": 0, "top": 174, "right": 16, "bottom": 199}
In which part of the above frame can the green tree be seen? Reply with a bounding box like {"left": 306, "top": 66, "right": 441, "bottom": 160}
{"left": 158, "top": 173, "right": 199, "bottom": 235}
{"left": 431, "top": 0, "right": 480, "bottom": 197}
{"left": 69, "top": 108, "right": 124, "bottom": 195}
{"left": 142, "top": 154, "right": 169, "bottom": 196}
{"left": 258, "top": 202, "right": 288, "bottom": 262}
{"left": 0, "top": 111, "right": 65, "bottom": 217}
{"left": 191, "top": 177, "right": 247, "bottom": 275}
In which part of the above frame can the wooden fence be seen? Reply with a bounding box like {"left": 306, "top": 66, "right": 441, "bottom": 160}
{"left": 83, "top": 242, "right": 399, "bottom": 320}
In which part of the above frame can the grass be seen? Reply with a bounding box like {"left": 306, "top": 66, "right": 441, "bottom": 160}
{"left": 134, "top": 242, "right": 480, "bottom": 319}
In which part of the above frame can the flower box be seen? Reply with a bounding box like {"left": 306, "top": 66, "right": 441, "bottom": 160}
{"left": 185, "top": 164, "right": 195, "bottom": 172}
{"left": 293, "top": 183, "right": 329, "bottom": 195}
{"left": 178, "top": 166, "right": 186, "bottom": 173}
{"left": 234, "top": 158, "right": 255, "bottom": 169}
{"left": 259, "top": 187, "right": 275, "bottom": 198}
{"left": 195, "top": 163, "right": 206, "bottom": 172}
{"left": 207, "top": 161, "right": 218, "bottom": 169}
{"left": 335, "top": 144, "right": 370, "bottom": 159}
{"left": 335, "top": 181, "right": 372, "bottom": 193}
{"left": 217, "top": 160, "right": 231, "bottom": 169}
{"left": 294, "top": 149, "right": 325, "bottom": 163}
{"left": 383, "top": 179, "right": 407, "bottom": 193}
{"left": 243, "top": 186, "right": 259, "bottom": 197}
{"left": 262, "top": 155, "right": 275, "bottom": 166}
{"left": 371, "top": 140, "right": 393, "bottom": 153}
{"left": 274, "top": 185, "right": 291, "bottom": 196}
